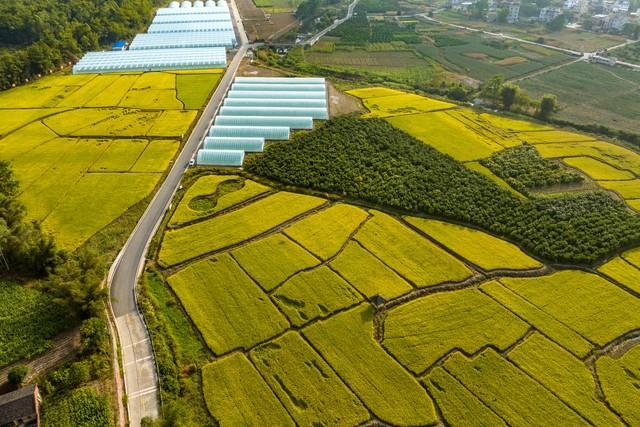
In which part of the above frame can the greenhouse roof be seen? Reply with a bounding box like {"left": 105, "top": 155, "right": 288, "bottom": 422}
{"left": 226, "top": 90, "right": 327, "bottom": 99}
{"left": 209, "top": 125, "right": 290, "bottom": 140}
{"left": 220, "top": 106, "right": 328, "bottom": 119}
{"left": 231, "top": 83, "right": 326, "bottom": 92}
{"left": 152, "top": 13, "right": 232, "bottom": 24}
{"left": 72, "top": 48, "right": 227, "bottom": 74}
{"left": 223, "top": 98, "right": 327, "bottom": 108}
{"left": 215, "top": 115, "right": 314, "bottom": 129}
{"left": 129, "top": 32, "right": 236, "bottom": 49}
{"left": 234, "top": 77, "right": 326, "bottom": 85}
{"left": 203, "top": 137, "right": 265, "bottom": 152}
{"left": 156, "top": 6, "right": 229, "bottom": 15}
{"left": 148, "top": 21, "right": 234, "bottom": 33}
{"left": 197, "top": 149, "right": 244, "bottom": 166}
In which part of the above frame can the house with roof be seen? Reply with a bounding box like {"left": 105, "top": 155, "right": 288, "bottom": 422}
{"left": 0, "top": 384, "right": 41, "bottom": 427}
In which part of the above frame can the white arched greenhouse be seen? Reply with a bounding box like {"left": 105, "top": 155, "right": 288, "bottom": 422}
{"left": 231, "top": 83, "right": 326, "bottom": 92}
{"left": 209, "top": 126, "right": 290, "bottom": 140}
{"left": 197, "top": 149, "right": 244, "bottom": 166}
{"left": 219, "top": 106, "right": 329, "bottom": 120}
{"left": 203, "top": 137, "right": 265, "bottom": 152}
{"left": 223, "top": 98, "right": 327, "bottom": 108}
{"left": 129, "top": 32, "right": 236, "bottom": 49}
{"left": 226, "top": 90, "right": 327, "bottom": 100}
{"left": 148, "top": 21, "right": 233, "bottom": 33}
{"left": 234, "top": 77, "right": 326, "bottom": 85}
{"left": 214, "top": 116, "right": 313, "bottom": 129}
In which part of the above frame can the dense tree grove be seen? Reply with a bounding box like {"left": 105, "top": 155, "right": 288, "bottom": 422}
{"left": 481, "top": 144, "right": 583, "bottom": 195}
{"left": 0, "top": 0, "right": 164, "bottom": 89}
{"left": 246, "top": 117, "right": 640, "bottom": 264}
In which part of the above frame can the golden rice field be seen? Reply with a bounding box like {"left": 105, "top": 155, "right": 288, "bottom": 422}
{"left": 0, "top": 69, "right": 222, "bottom": 251}
{"left": 350, "top": 87, "right": 639, "bottom": 210}
{"left": 153, "top": 173, "right": 640, "bottom": 426}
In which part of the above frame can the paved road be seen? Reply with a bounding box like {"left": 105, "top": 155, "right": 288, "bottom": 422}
{"left": 302, "top": 0, "right": 359, "bottom": 46}
{"left": 108, "top": 2, "right": 248, "bottom": 425}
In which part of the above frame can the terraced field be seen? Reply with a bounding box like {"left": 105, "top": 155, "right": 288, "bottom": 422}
{"left": 350, "top": 87, "right": 640, "bottom": 211}
{"left": 150, "top": 173, "right": 640, "bottom": 426}
{"left": 0, "top": 70, "right": 222, "bottom": 251}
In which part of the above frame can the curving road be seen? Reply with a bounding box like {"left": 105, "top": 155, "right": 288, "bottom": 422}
{"left": 301, "top": 0, "right": 359, "bottom": 46}
{"left": 107, "top": 2, "right": 248, "bottom": 425}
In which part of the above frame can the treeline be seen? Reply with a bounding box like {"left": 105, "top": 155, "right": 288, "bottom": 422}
{"left": 246, "top": 117, "right": 640, "bottom": 265}
{"left": 481, "top": 144, "right": 583, "bottom": 195}
{"left": 0, "top": 0, "right": 164, "bottom": 89}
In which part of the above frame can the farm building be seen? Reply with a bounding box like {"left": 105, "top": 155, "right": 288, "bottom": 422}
{"left": 73, "top": 0, "right": 234, "bottom": 73}
{"left": 73, "top": 48, "right": 227, "bottom": 73}
{"left": 0, "top": 384, "right": 41, "bottom": 427}
{"left": 197, "top": 76, "right": 328, "bottom": 166}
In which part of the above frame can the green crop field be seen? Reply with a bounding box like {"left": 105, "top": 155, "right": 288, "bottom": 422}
{"left": 384, "top": 288, "right": 529, "bottom": 373}
{"left": 534, "top": 140, "right": 640, "bottom": 173}
{"left": 519, "top": 61, "right": 640, "bottom": 133}
{"left": 167, "top": 254, "right": 289, "bottom": 354}
{"left": 596, "top": 345, "right": 640, "bottom": 425}
{"left": 330, "top": 241, "right": 413, "bottom": 299}
{"left": 159, "top": 192, "right": 326, "bottom": 266}
{"left": 563, "top": 157, "right": 635, "bottom": 181}
{"left": 347, "top": 90, "right": 456, "bottom": 118}
{"left": 354, "top": 211, "right": 473, "bottom": 286}
{"left": 231, "top": 233, "right": 320, "bottom": 291}
{"left": 0, "top": 282, "right": 69, "bottom": 367}
{"left": 597, "top": 257, "right": 640, "bottom": 294}
{"left": 304, "top": 304, "right": 438, "bottom": 426}
{"left": 499, "top": 271, "right": 640, "bottom": 346}
{"left": 0, "top": 69, "right": 221, "bottom": 251}
{"left": 169, "top": 175, "right": 270, "bottom": 227}
{"left": 623, "top": 247, "right": 640, "bottom": 268}
{"left": 202, "top": 353, "right": 295, "bottom": 426}
{"left": 283, "top": 204, "right": 369, "bottom": 260}
{"left": 508, "top": 333, "right": 623, "bottom": 426}
{"left": 443, "top": 349, "right": 587, "bottom": 426}
{"left": 249, "top": 331, "right": 369, "bottom": 425}
{"left": 273, "top": 266, "right": 362, "bottom": 326}
{"left": 405, "top": 217, "right": 542, "bottom": 271}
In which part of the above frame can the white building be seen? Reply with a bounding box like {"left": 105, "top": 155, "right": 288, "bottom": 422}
{"left": 539, "top": 7, "right": 562, "bottom": 22}
{"left": 507, "top": 1, "right": 520, "bottom": 22}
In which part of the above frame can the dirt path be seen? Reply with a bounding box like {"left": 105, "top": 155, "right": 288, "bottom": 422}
{"left": 0, "top": 328, "right": 80, "bottom": 392}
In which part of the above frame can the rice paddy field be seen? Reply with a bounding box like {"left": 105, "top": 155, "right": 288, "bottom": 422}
{"left": 150, "top": 172, "right": 640, "bottom": 426}
{"left": 0, "top": 69, "right": 222, "bottom": 251}
{"left": 349, "top": 87, "right": 640, "bottom": 211}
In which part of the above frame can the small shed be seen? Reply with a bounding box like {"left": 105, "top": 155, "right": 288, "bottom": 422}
{"left": 0, "top": 384, "right": 41, "bottom": 427}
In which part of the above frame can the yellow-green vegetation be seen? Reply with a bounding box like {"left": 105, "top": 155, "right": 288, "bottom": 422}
{"left": 167, "top": 254, "right": 288, "bottom": 354}
{"left": 346, "top": 87, "right": 406, "bottom": 98}
{"left": 597, "top": 257, "right": 640, "bottom": 294}
{"left": 177, "top": 73, "right": 223, "bottom": 109}
{"left": 596, "top": 345, "right": 640, "bottom": 425}
{"left": 354, "top": 211, "right": 473, "bottom": 286}
{"left": 499, "top": 270, "right": 640, "bottom": 346}
{"left": 628, "top": 199, "right": 640, "bottom": 211}
{"left": 303, "top": 304, "right": 438, "bottom": 426}
{"left": 535, "top": 140, "right": 640, "bottom": 172}
{"left": 249, "top": 331, "right": 369, "bottom": 425}
{"left": 388, "top": 111, "right": 504, "bottom": 161}
{"left": 562, "top": 157, "right": 635, "bottom": 181}
{"left": 170, "top": 175, "right": 270, "bottom": 226}
{"left": 464, "top": 161, "right": 526, "bottom": 198}
{"left": 0, "top": 69, "right": 221, "bottom": 250}
{"left": 517, "top": 130, "right": 595, "bottom": 144}
{"left": 360, "top": 94, "right": 456, "bottom": 118}
{"left": 508, "top": 333, "right": 622, "bottom": 426}
{"left": 480, "top": 280, "right": 593, "bottom": 357}
{"left": 405, "top": 217, "right": 542, "bottom": 271}
{"left": 423, "top": 367, "right": 506, "bottom": 427}
{"left": 330, "top": 241, "right": 413, "bottom": 299}
{"left": 479, "top": 113, "right": 552, "bottom": 132}
{"left": 201, "top": 353, "right": 294, "bottom": 426}
{"left": 283, "top": 204, "right": 369, "bottom": 260}
{"left": 622, "top": 247, "right": 640, "bottom": 268}
{"left": 598, "top": 179, "right": 640, "bottom": 199}
{"left": 159, "top": 192, "right": 326, "bottom": 266}
{"left": 272, "top": 266, "right": 362, "bottom": 326}
{"left": 443, "top": 349, "right": 587, "bottom": 426}
{"left": 384, "top": 288, "right": 529, "bottom": 374}
{"left": 232, "top": 233, "right": 319, "bottom": 291}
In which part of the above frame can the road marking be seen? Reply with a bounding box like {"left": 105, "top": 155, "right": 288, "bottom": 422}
{"left": 124, "top": 355, "right": 154, "bottom": 367}
{"left": 122, "top": 337, "right": 150, "bottom": 350}
{"left": 128, "top": 386, "right": 158, "bottom": 399}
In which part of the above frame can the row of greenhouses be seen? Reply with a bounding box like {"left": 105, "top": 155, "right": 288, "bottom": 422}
{"left": 73, "top": 0, "right": 234, "bottom": 73}
{"left": 196, "top": 77, "right": 328, "bottom": 167}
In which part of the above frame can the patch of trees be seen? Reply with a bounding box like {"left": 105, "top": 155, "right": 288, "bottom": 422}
{"left": 246, "top": 117, "right": 640, "bottom": 264}
{"left": 480, "top": 144, "right": 583, "bottom": 195}
{"left": 481, "top": 75, "right": 557, "bottom": 120}
{"left": 0, "top": 0, "right": 164, "bottom": 89}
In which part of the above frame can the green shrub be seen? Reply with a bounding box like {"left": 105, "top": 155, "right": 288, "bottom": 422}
{"left": 8, "top": 365, "right": 28, "bottom": 387}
